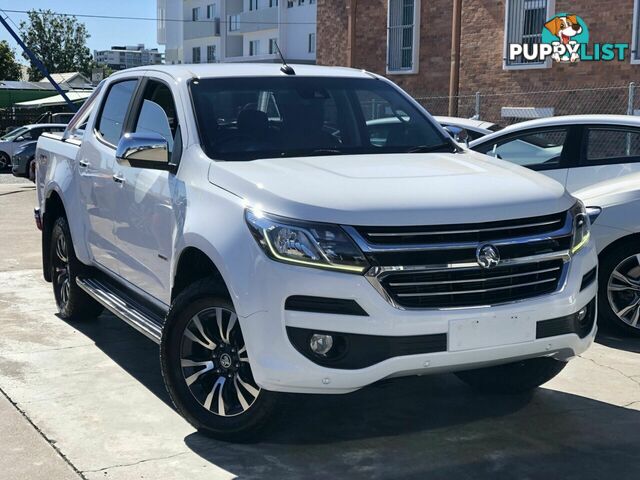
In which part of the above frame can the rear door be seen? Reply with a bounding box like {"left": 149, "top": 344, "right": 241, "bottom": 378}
{"left": 111, "top": 74, "right": 184, "bottom": 303}
{"left": 472, "top": 126, "right": 579, "bottom": 187}
{"left": 566, "top": 125, "right": 640, "bottom": 192}
{"left": 77, "top": 77, "right": 141, "bottom": 275}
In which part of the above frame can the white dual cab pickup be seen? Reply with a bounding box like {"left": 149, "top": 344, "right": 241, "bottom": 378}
{"left": 35, "top": 64, "right": 597, "bottom": 440}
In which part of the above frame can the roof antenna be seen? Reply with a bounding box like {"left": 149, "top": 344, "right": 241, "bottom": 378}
{"left": 274, "top": 41, "right": 295, "bottom": 75}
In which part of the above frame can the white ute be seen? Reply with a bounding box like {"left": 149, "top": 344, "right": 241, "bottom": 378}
{"left": 35, "top": 64, "right": 598, "bottom": 440}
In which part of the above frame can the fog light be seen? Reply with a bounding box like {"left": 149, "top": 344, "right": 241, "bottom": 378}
{"left": 309, "top": 334, "right": 333, "bottom": 356}
{"left": 577, "top": 307, "right": 588, "bottom": 322}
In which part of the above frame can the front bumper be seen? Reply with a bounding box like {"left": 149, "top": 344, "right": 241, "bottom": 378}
{"left": 238, "top": 241, "right": 598, "bottom": 394}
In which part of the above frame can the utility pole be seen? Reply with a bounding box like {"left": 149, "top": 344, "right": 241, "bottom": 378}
{"left": 0, "top": 14, "right": 78, "bottom": 111}
{"left": 346, "top": 0, "right": 358, "bottom": 67}
{"left": 448, "top": 0, "right": 462, "bottom": 117}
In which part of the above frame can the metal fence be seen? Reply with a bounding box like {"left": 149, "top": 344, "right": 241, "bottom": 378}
{"left": 414, "top": 83, "right": 639, "bottom": 127}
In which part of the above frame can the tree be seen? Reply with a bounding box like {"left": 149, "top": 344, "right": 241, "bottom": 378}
{"left": 0, "top": 40, "right": 22, "bottom": 81}
{"left": 19, "top": 9, "right": 93, "bottom": 81}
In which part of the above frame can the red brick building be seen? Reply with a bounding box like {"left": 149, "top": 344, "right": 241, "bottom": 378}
{"left": 317, "top": 0, "right": 640, "bottom": 122}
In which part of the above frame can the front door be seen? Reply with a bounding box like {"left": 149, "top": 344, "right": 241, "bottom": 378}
{"left": 111, "top": 76, "right": 183, "bottom": 304}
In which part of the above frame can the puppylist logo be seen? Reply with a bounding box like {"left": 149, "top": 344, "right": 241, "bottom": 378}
{"left": 509, "top": 13, "right": 629, "bottom": 63}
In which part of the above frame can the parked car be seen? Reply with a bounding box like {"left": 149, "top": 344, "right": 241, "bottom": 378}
{"left": 574, "top": 173, "right": 640, "bottom": 336}
{"left": 0, "top": 124, "right": 66, "bottom": 170}
{"left": 434, "top": 116, "right": 498, "bottom": 143}
{"left": 11, "top": 140, "right": 37, "bottom": 181}
{"left": 35, "top": 64, "right": 597, "bottom": 440}
{"left": 469, "top": 115, "right": 640, "bottom": 192}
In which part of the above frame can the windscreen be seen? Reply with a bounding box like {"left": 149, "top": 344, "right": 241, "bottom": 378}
{"left": 0, "top": 127, "right": 28, "bottom": 141}
{"left": 190, "top": 76, "right": 449, "bottom": 161}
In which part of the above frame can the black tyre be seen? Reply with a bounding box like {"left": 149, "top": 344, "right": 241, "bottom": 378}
{"left": 160, "top": 278, "right": 280, "bottom": 441}
{"left": 0, "top": 152, "right": 9, "bottom": 170}
{"left": 455, "top": 357, "right": 567, "bottom": 394}
{"left": 599, "top": 237, "right": 640, "bottom": 337}
{"left": 50, "top": 217, "right": 103, "bottom": 321}
{"left": 27, "top": 158, "right": 36, "bottom": 182}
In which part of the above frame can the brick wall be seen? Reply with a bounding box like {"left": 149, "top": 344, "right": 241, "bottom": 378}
{"left": 317, "top": 0, "right": 640, "bottom": 112}
{"left": 316, "top": 0, "right": 451, "bottom": 95}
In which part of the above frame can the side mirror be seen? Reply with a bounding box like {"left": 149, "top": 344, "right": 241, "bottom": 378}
{"left": 15, "top": 135, "right": 25, "bottom": 142}
{"left": 116, "top": 132, "right": 171, "bottom": 170}
{"left": 443, "top": 126, "right": 469, "bottom": 146}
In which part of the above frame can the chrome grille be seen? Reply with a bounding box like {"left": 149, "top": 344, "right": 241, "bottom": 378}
{"left": 345, "top": 209, "right": 574, "bottom": 309}
{"left": 378, "top": 260, "right": 565, "bottom": 309}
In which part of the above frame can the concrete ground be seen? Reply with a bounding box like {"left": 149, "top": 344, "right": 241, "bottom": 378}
{"left": 0, "top": 177, "right": 639, "bottom": 480}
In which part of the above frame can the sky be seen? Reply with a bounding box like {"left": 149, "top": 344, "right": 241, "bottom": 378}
{"left": 0, "top": 0, "right": 163, "bottom": 64}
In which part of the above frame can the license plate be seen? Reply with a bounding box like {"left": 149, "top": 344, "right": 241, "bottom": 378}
{"left": 448, "top": 314, "right": 535, "bottom": 352}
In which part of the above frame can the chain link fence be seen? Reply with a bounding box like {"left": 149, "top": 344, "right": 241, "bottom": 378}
{"left": 414, "top": 83, "right": 640, "bottom": 127}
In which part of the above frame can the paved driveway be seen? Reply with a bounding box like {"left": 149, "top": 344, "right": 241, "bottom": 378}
{"left": 0, "top": 178, "right": 639, "bottom": 479}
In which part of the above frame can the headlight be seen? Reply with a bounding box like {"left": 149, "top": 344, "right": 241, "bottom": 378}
{"left": 245, "top": 209, "right": 369, "bottom": 273}
{"left": 570, "top": 201, "right": 591, "bottom": 254}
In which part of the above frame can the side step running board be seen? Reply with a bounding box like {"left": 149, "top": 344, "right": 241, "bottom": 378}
{"left": 76, "top": 277, "right": 164, "bottom": 344}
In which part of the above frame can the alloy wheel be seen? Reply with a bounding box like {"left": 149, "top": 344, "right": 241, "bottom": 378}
{"left": 607, "top": 254, "right": 640, "bottom": 330}
{"left": 0, "top": 153, "right": 8, "bottom": 170}
{"left": 179, "top": 307, "right": 260, "bottom": 417}
{"left": 53, "top": 233, "right": 71, "bottom": 308}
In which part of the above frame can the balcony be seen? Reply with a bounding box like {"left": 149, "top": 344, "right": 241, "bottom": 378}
{"left": 230, "top": 7, "right": 278, "bottom": 35}
{"left": 184, "top": 18, "right": 221, "bottom": 40}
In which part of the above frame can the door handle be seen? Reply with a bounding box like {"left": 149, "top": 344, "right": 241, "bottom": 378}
{"left": 78, "top": 159, "right": 89, "bottom": 168}
{"left": 112, "top": 173, "right": 125, "bottom": 184}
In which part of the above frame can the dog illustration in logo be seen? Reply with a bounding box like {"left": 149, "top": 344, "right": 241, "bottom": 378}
{"left": 545, "top": 15, "right": 583, "bottom": 62}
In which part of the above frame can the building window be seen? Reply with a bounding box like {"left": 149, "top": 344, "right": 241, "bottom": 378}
{"left": 249, "top": 40, "right": 261, "bottom": 56}
{"left": 387, "top": 0, "right": 420, "bottom": 73}
{"left": 192, "top": 7, "right": 200, "bottom": 21}
{"left": 633, "top": 0, "right": 640, "bottom": 63}
{"left": 192, "top": 46, "right": 201, "bottom": 63}
{"left": 298, "top": 0, "right": 305, "bottom": 5}
{"left": 308, "top": 33, "right": 316, "bottom": 53}
{"left": 207, "top": 45, "right": 217, "bottom": 63}
{"left": 270, "top": 0, "right": 279, "bottom": 6}
{"left": 269, "top": 38, "right": 278, "bottom": 54}
{"left": 504, "top": 0, "right": 552, "bottom": 68}
{"left": 206, "top": 4, "right": 216, "bottom": 19}
{"left": 250, "top": 0, "right": 259, "bottom": 10}
{"left": 229, "top": 15, "right": 240, "bottom": 31}
{"left": 287, "top": 1, "right": 294, "bottom": 7}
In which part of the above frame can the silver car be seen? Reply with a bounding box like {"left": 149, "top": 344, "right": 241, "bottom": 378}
{"left": 0, "top": 123, "right": 66, "bottom": 170}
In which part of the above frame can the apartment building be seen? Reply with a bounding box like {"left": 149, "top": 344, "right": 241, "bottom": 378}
{"left": 157, "top": 0, "right": 317, "bottom": 64}
{"left": 317, "top": 0, "right": 640, "bottom": 121}
{"left": 93, "top": 44, "right": 164, "bottom": 70}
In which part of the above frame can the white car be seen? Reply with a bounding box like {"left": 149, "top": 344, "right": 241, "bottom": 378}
{"left": 0, "top": 123, "right": 66, "bottom": 170}
{"left": 575, "top": 173, "right": 640, "bottom": 336}
{"left": 35, "top": 64, "right": 597, "bottom": 440}
{"left": 435, "top": 116, "right": 498, "bottom": 143}
{"left": 470, "top": 115, "right": 640, "bottom": 192}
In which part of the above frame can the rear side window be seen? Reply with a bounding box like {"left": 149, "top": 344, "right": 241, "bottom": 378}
{"left": 478, "top": 129, "right": 567, "bottom": 168}
{"left": 96, "top": 80, "right": 138, "bottom": 146}
{"left": 586, "top": 128, "right": 640, "bottom": 163}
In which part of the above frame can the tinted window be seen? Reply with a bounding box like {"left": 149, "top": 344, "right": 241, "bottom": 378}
{"left": 190, "top": 77, "right": 449, "bottom": 161}
{"left": 587, "top": 128, "right": 640, "bottom": 162}
{"left": 96, "top": 80, "right": 138, "bottom": 146}
{"left": 133, "top": 81, "right": 178, "bottom": 152}
{"left": 479, "top": 129, "right": 567, "bottom": 168}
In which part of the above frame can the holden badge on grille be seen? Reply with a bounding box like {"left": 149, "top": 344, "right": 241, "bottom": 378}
{"left": 476, "top": 244, "right": 500, "bottom": 269}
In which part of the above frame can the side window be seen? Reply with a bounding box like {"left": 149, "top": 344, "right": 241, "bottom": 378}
{"left": 133, "top": 80, "right": 179, "bottom": 153}
{"left": 19, "top": 129, "right": 35, "bottom": 140}
{"left": 66, "top": 81, "right": 105, "bottom": 140}
{"left": 480, "top": 129, "right": 567, "bottom": 168}
{"left": 586, "top": 128, "right": 640, "bottom": 163}
{"left": 96, "top": 80, "right": 138, "bottom": 146}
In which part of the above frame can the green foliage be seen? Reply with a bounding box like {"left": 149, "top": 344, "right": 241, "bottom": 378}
{"left": 19, "top": 9, "right": 93, "bottom": 81}
{"left": 0, "top": 40, "right": 22, "bottom": 81}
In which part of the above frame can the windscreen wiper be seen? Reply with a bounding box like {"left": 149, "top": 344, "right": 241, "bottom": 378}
{"left": 407, "top": 143, "right": 457, "bottom": 154}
